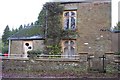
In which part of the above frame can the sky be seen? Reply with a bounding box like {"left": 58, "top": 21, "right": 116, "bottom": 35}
{"left": 112, "top": 0, "right": 119, "bottom": 29}
{"left": 0, "top": 0, "right": 49, "bottom": 37}
{"left": 0, "top": 0, "right": 119, "bottom": 37}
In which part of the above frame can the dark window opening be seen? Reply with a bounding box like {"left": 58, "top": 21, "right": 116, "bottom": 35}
{"left": 25, "top": 43, "right": 29, "bottom": 46}
{"left": 28, "top": 46, "right": 32, "bottom": 49}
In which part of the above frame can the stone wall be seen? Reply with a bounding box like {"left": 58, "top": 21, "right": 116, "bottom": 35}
{"left": 33, "top": 40, "right": 45, "bottom": 51}
{"left": 63, "top": 1, "right": 112, "bottom": 56}
{"left": 10, "top": 40, "right": 23, "bottom": 55}
{"left": 2, "top": 58, "right": 118, "bottom": 78}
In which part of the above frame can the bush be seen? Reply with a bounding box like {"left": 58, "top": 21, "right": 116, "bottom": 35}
{"left": 46, "top": 44, "right": 61, "bottom": 55}
{"left": 27, "top": 50, "right": 42, "bottom": 59}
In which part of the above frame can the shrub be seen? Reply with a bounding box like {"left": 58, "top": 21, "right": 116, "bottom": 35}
{"left": 27, "top": 50, "right": 42, "bottom": 59}
{"left": 46, "top": 44, "right": 61, "bottom": 55}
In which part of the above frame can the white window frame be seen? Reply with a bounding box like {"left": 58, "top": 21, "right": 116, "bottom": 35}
{"left": 63, "top": 11, "right": 77, "bottom": 30}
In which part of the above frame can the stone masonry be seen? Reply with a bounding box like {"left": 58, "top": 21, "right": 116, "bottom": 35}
{"left": 62, "top": 1, "right": 111, "bottom": 56}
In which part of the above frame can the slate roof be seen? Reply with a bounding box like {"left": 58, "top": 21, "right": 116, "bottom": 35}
{"left": 8, "top": 26, "right": 45, "bottom": 40}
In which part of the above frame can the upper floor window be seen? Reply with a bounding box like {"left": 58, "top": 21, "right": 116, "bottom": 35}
{"left": 63, "top": 11, "right": 77, "bottom": 30}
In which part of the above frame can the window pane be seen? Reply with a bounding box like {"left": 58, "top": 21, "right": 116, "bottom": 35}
{"left": 64, "top": 47, "right": 69, "bottom": 58}
{"left": 64, "top": 12, "right": 69, "bottom": 17}
{"left": 69, "top": 46, "right": 75, "bottom": 58}
{"left": 70, "top": 41, "right": 74, "bottom": 46}
{"left": 64, "top": 18, "right": 69, "bottom": 30}
{"left": 71, "top": 17, "right": 76, "bottom": 30}
{"left": 71, "top": 11, "right": 75, "bottom": 16}
{"left": 64, "top": 41, "right": 69, "bottom": 46}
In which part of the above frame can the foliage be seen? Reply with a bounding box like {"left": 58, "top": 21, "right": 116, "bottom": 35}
{"left": 36, "top": 2, "right": 79, "bottom": 55}
{"left": 2, "top": 25, "right": 11, "bottom": 46}
{"left": 18, "top": 25, "right": 23, "bottom": 31}
{"left": 27, "top": 50, "right": 42, "bottom": 59}
{"left": 44, "top": 2, "right": 63, "bottom": 39}
{"left": 117, "top": 22, "right": 120, "bottom": 30}
{"left": 10, "top": 28, "right": 19, "bottom": 36}
{"left": 0, "top": 39, "right": 3, "bottom": 53}
{"left": 2, "top": 46, "right": 8, "bottom": 54}
{"left": 36, "top": 2, "right": 64, "bottom": 55}
{"left": 114, "top": 22, "right": 120, "bottom": 30}
{"left": 11, "top": 26, "right": 43, "bottom": 37}
{"left": 46, "top": 44, "right": 61, "bottom": 55}
{"left": 61, "top": 30, "right": 78, "bottom": 39}
{"left": 114, "top": 52, "right": 120, "bottom": 55}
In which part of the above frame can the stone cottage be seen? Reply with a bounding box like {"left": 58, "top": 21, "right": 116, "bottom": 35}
{"left": 8, "top": 0, "right": 112, "bottom": 59}
{"left": 8, "top": 26, "right": 45, "bottom": 58}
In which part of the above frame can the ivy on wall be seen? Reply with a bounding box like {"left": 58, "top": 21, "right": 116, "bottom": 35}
{"left": 36, "top": 2, "right": 78, "bottom": 55}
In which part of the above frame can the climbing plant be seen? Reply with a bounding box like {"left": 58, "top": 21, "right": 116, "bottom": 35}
{"left": 36, "top": 2, "right": 78, "bottom": 55}
{"left": 37, "top": 2, "right": 63, "bottom": 55}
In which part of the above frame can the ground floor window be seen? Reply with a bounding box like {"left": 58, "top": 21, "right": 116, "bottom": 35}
{"left": 62, "top": 40, "right": 76, "bottom": 59}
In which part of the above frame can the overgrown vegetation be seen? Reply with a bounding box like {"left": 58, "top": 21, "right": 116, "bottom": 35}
{"left": 114, "top": 22, "right": 120, "bottom": 30}
{"left": 117, "top": 22, "right": 120, "bottom": 30}
{"left": 36, "top": 2, "right": 78, "bottom": 55}
{"left": 2, "top": 25, "right": 11, "bottom": 46}
{"left": 36, "top": 2, "right": 64, "bottom": 55}
{"left": 27, "top": 50, "right": 42, "bottom": 59}
{"left": 2, "top": 46, "right": 8, "bottom": 54}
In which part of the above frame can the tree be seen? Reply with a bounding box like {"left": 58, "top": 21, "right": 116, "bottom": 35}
{"left": 2, "top": 25, "right": 11, "bottom": 46}
{"left": 0, "top": 38, "right": 3, "bottom": 53}
{"left": 30, "top": 22, "right": 34, "bottom": 26}
{"left": 36, "top": 2, "right": 63, "bottom": 55}
{"left": 19, "top": 25, "right": 23, "bottom": 31}
{"left": 10, "top": 28, "right": 19, "bottom": 36}
{"left": 117, "top": 22, "right": 120, "bottom": 30}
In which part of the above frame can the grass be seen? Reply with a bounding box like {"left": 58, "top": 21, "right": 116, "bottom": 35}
{"left": 106, "top": 64, "right": 118, "bottom": 73}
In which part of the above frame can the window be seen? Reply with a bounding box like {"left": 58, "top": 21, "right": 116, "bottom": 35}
{"left": 63, "top": 11, "right": 77, "bottom": 30}
{"left": 63, "top": 40, "right": 76, "bottom": 58}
